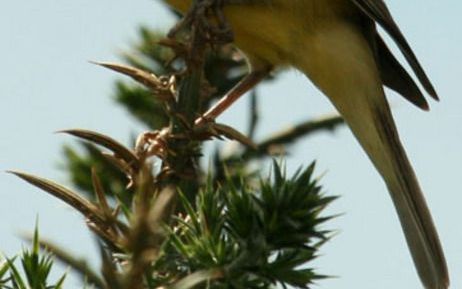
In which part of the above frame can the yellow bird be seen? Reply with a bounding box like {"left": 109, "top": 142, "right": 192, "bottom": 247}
{"left": 163, "top": 1, "right": 449, "bottom": 288}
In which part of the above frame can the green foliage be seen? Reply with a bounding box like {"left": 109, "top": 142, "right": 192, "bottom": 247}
{"left": 62, "top": 25, "right": 247, "bottom": 200}
{"left": 8, "top": 2, "right": 344, "bottom": 289}
{"left": 150, "top": 163, "right": 333, "bottom": 289}
{"left": 0, "top": 225, "right": 66, "bottom": 289}
{"left": 115, "top": 81, "right": 170, "bottom": 129}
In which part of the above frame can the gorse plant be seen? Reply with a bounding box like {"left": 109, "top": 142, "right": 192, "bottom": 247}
{"left": 6, "top": 2, "right": 344, "bottom": 289}
{"left": 0, "top": 224, "right": 66, "bottom": 289}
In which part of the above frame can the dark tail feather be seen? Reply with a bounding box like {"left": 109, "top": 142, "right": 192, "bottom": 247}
{"left": 370, "top": 101, "right": 448, "bottom": 289}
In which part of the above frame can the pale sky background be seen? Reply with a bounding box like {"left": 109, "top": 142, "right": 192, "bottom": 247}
{"left": 1, "top": 1, "right": 461, "bottom": 288}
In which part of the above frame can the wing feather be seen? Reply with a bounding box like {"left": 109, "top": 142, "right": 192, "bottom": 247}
{"left": 375, "top": 35, "right": 430, "bottom": 110}
{"left": 351, "top": 0, "right": 438, "bottom": 99}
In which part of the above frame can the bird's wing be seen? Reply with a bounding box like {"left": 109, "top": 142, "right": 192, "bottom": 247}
{"left": 350, "top": 0, "right": 438, "bottom": 99}
{"left": 375, "top": 34, "right": 429, "bottom": 110}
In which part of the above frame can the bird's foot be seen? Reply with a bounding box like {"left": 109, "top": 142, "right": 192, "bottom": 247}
{"left": 168, "top": 0, "right": 234, "bottom": 46}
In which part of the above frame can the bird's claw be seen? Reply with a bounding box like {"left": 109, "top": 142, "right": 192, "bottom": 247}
{"left": 168, "top": 0, "right": 235, "bottom": 46}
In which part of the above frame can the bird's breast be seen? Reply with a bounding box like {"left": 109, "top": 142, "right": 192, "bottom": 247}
{"left": 164, "top": 0, "right": 359, "bottom": 68}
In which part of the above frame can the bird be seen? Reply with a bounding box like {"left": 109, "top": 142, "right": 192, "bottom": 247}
{"left": 163, "top": 0, "right": 449, "bottom": 288}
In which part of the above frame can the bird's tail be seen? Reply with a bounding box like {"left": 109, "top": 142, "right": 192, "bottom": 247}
{"left": 295, "top": 22, "right": 448, "bottom": 288}
{"left": 331, "top": 85, "right": 449, "bottom": 289}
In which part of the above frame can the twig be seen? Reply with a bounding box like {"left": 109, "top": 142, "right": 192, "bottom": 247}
{"left": 242, "top": 114, "right": 345, "bottom": 159}
{"left": 247, "top": 91, "right": 259, "bottom": 140}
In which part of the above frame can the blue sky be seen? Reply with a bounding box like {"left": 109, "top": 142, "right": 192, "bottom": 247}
{"left": 1, "top": 1, "right": 461, "bottom": 288}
